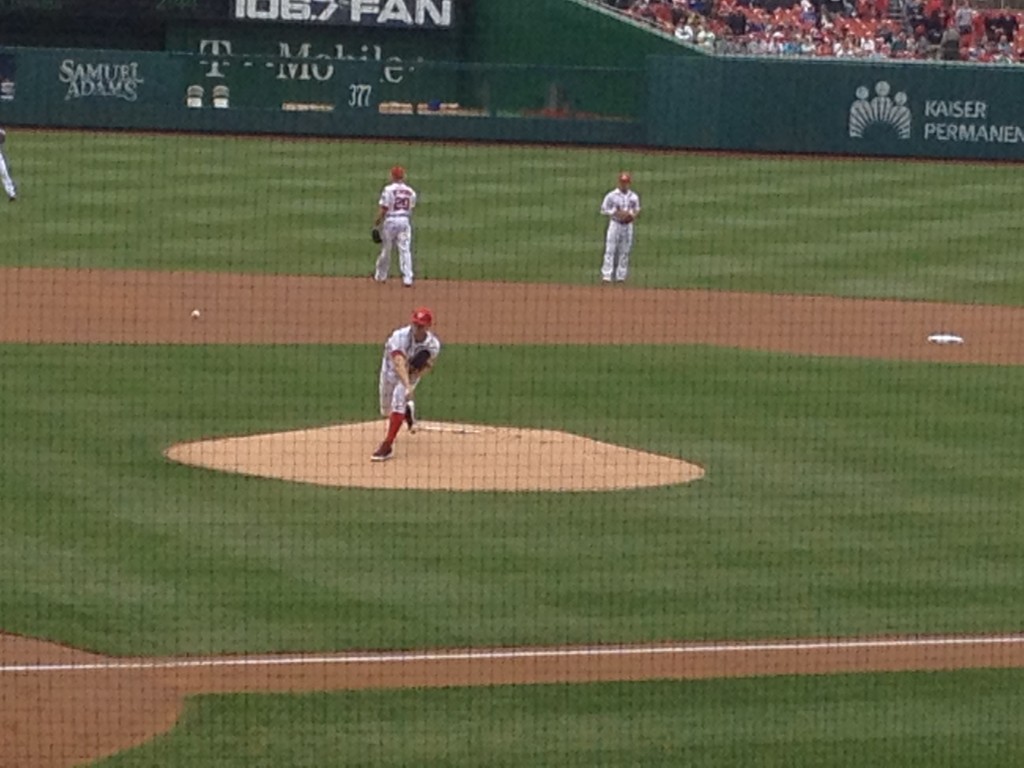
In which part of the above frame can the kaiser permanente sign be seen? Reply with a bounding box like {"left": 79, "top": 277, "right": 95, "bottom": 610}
{"left": 920, "top": 98, "right": 1024, "bottom": 143}
{"left": 648, "top": 56, "right": 1024, "bottom": 161}
{"left": 233, "top": 0, "right": 454, "bottom": 27}
{"left": 848, "top": 79, "right": 1024, "bottom": 148}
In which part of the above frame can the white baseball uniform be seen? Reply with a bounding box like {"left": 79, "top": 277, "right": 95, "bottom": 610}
{"left": 378, "top": 323, "right": 441, "bottom": 417}
{"left": 600, "top": 187, "right": 641, "bottom": 282}
{"left": 374, "top": 181, "right": 417, "bottom": 286}
{"left": 0, "top": 129, "right": 16, "bottom": 201}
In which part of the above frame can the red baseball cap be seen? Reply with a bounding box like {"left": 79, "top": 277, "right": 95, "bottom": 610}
{"left": 391, "top": 165, "right": 406, "bottom": 181}
{"left": 619, "top": 172, "right": 632, "bottom": 184}
{"left": 411, "top": 307, "right": 433, "bottom": 327}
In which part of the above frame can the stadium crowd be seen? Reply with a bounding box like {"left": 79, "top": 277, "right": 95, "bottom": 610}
{"left": 600, "top": 0, "right": 1024, "bottom": 62}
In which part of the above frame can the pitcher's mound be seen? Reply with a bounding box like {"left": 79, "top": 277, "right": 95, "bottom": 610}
{"left": 165, "top": 421, "right": 704, "bottom": 492}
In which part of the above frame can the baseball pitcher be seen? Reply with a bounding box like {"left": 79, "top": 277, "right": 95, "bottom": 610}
{"left": 0, "top": 127, "right": 17, "bottom": 202}
{"left": 372, "top": 306, "right": 441, "bottom": 461}
{"left": 600, "top": 172, "right": 641, "bottom": 282}
{"left": 373, "top": 165, "right": 418, "bottom": 287}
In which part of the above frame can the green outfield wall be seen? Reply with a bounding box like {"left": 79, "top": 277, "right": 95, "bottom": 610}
{"left": 466, "top": 0, "right": 700, "bottom": 67}
{"left": 0, "top": 46, "right": 639, "bottom": 145}
{"left": 3, "top": 36, "right": 1024, "bottom": 161}
{"left": 647, "top": 55, "right": 1024, "bottom": 162}
{"left": 157, "top": 0, "right": 674, "bottom": 120}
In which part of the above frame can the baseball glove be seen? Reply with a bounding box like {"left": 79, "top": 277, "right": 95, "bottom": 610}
{"left": 371, "top": 227, "right": 382, "bottom": 244}
{"left": 407, "top": 348, "right": 432, "bottom": 374}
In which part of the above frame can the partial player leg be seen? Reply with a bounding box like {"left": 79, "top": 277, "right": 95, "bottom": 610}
{"left": 614, "top": 228, "right": 633, "bottom": 282}
{"left": 374, "top": 247, "right": 391, "bottom": 282}
{"left": 600, "top": 224, "right": 618, "bottom": 282}
{"left": 374, "top": 230, "right": 394, "bottom": 282}
{"left": 397, "top": 225, "right": 414, "bottom": 286}
{"left": 379, "top": 369, "right": 396, "bottom": 417}
{"left": 371, "top": 380, "right": 411, "bottom": 460}
{"left": 0, "top": 152, "right": 16, "bottom": 200}
{"left": 373, "top": 372, "right": 399, "bottom": 460}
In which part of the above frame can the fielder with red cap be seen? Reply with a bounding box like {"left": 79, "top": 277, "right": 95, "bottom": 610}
{"left": 373, "top": 165, "right": 418, "bottom": 286}
{"left": 599, "top": 172, "right": 641, "bottom": 283}
{"left": 372, "top": 306, "right": 442, "bottom": 461}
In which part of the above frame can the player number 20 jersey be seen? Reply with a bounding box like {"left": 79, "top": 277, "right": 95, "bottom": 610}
{"left": 379, "top": 182, "right": 417, "bottom": 221}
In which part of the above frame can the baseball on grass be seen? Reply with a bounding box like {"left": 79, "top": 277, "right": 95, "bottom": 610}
{"left": 190, "top": 309, "right": 202, "bottom": 320}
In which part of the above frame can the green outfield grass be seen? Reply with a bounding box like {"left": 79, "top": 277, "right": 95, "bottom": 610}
{"left": 3, "top": 129, "right": 1024, "bottom": 304}
{"left": 3, "top": 128, "right": 1023, "bottom": 764}
{"left": 98, "top": 670, "right": 1024, "bottom": 766}
{"left": 1, "top": 344, "right": 1021, "bottom": 655}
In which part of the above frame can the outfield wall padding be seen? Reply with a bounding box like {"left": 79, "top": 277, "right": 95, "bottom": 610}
{"left": 647, "top": 55, "right": 1024, "bottom": 161}
{"left": 0, "top": 47, "right": 640, "bottom": 145}
{"left": 3, "top": 43, "right": 1024, "bottom": 161}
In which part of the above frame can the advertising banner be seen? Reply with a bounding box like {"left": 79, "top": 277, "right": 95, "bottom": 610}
{"left": 167, "top": 24, "right": 461, "bottom": 111}
{"left": 231, "top": 0, "right": 457, "bottom": 29}
{"left": 649, "top": 56, "right": 1024, "bottom": 161}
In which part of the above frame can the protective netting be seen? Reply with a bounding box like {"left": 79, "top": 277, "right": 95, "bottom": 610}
{"left": 2, "top": 4, "right": 1024, "bottom": 766}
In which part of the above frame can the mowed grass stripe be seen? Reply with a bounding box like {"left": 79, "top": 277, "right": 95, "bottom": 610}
{"left": 3, "top": 130, "right": 1023, "bottom": 301}
{"left": 0, "top": 343, "right": 1022, "bottom": 654}
{"left": 97, "top": 671, "right": 1024, "bottom": 767}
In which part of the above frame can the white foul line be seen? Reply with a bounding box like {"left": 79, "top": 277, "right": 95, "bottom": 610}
{"left": 2, "top": 634, "right": 1023, "bottom": 674}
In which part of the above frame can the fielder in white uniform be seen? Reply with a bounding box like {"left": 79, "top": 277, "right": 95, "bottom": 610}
{"left": 373, "top": 165, "right": 418, "bottom": 287}
{"left": 600, "top": 172, "right": 641, "bottom": 282}
{"left": 372, "top": 306, "right": 442, "bottom": 461}
{"left": 0, "top": 127, "right": 17, "bottom": 202}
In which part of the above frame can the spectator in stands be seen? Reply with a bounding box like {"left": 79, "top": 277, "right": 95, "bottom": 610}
{"left": 782, "top": 28, "right": 803, "bottom": 52}
{"left": 724, "top": 8, "right": 748, "bottom": 35}
{"left": 971, "top": 7, "right": 987, "bottom": 43}
{"left": 627, "top": 1, "right": 654, "bottom": 23}
{"left": 923, "top": 6, "right": 945, "bottom": 42}
{"left": 913, "top": 25, "right": 934, "bottom": 56}
{"left": 598, "top": 0, "right": 1024, "bottom": 64}
{"left": 904, "top": 0, "right": 926, "bottom": 33}
{"left": 939, "top": 24, "right": 961, "bottom": 60}
{"left": 866, "top": 35, "right": 887, "bottom": 55}
{"left": 875, "top": 21, "right": 892, "bottom": 44}
{"left": 675, "top": 15, "right": 697, "bottom": 40}
{"left": 822, "top": 0, "right": 846, "bottom": 19}
{"left": 835, "top": 33, "right": 858, "bottom": 54}
{"left": 989, "top": 12, "right": 1019, "bottom": 44}
{"left": 953, "top": 0, "right": 974, "bottom": 36}
{"left": 649, "top": 0, "right": 677, "bottom": 29}
{"left": 695, "top": 16, "right": 718, "bottom": 46}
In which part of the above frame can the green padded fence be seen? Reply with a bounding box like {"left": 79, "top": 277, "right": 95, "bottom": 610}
{"left": 0, "top": 45, "right": 642, "bottom": 145}
{"left": 647, "top": 54, "right": 1024, "bottom": 161}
